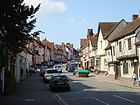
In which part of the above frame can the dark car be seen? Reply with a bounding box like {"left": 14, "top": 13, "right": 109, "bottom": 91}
{"left": 67, "top": 64, "right": 77, "bottom": 72}
{"left": 49, "top": 75, "right": 71, "bottom": 92}
{"left": 43, "top": 68, "right": 60, "bottom": 83}
{"left": 40, "top": 66, "right": 48, "bottom": 77}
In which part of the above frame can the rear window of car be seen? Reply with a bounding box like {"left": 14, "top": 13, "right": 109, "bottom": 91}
{"left": 47, "top": 70, "right": 58, "bottom": 73}
{"left": 53, "top": 76, "right": 68, "bottom": 81}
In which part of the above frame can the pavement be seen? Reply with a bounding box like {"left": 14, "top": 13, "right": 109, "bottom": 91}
{"left": 0, "top": 73, "right": 59, "bottom": 105}
{"left": 91, "top": 73, "right": 140, "bottom": 90}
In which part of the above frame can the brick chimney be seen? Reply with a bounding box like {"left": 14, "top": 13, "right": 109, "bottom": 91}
{"left": 87, "top": 29, "right": 93, "bottom": 38}
{"left": 132, "top": 14, "right": 139, "bottom": 21}
{"left": 66, "top": 43, "right": 73, "bottom": 48}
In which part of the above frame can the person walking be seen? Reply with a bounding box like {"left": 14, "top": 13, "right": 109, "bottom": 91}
{"left": 132, "top": 71, "right": 137, "bottom": 86}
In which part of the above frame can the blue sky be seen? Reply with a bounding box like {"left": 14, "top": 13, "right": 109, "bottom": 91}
{"left": 24, "top": 0, "right": 140, "bottom": 49}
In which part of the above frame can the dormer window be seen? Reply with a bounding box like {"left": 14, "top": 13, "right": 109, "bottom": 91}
{"left": 128, "top": 38, "right": 132, "bottom": 50}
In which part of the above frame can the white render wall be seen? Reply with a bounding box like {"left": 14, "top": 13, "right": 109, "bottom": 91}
{"left": 108, "top": 64, "right": 115, "bottom": 75}
{"left": 96, "top": 29, "right": 108, "bottom": 71}
{"left": 97, "top": 30, "right": 108, "bottom": 55}
{"left": 116, "top": 35, "right": 137, "bottom": 58}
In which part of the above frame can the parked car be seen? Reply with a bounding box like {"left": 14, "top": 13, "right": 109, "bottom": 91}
{"left": 49, "top": 75, "right": 71, "bottom": 92}
{"left": 67, "top": 63, "right": 77, "bottom": 72}
{"left": 53, "top": 64, "right": 63, "bottom": 73}
{"left": 43, "top": 68, "right": 60, "bottom": 83}
{"left": 73, "top": 69, "right": 90, "bottom": 77}
{"left": 40, "top": 66, "right": 48, "bottom": 77}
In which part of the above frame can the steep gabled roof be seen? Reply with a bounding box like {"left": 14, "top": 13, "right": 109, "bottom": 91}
{"left": 104, "top": 19, "right": 129, "bottom": 39}
{"left": 80, "top": 38, "right": 88, "bottom": 49}
{"left": 110, "top": 18, "right": 140, "bottom": 42}
{"left": 97, "top": 22, "right": 117, "bottom": 39}
{"left": 90, "top": 35, "right": 97, "bottom": 47}
{"left": 104, "top": 43, "right": 111, "bottom": 50}
{"left": 73, "top": 48, "right": 79, "bottom": 56}
{"left": 55, "top": 44, "right": 65, "bottom": 51}
{"left": 42, "top": 39, "right": 54, "bottom": 50}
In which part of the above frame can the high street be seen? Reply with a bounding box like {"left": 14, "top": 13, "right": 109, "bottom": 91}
{"left": 1, "top": 71, "right": 140, "bottom": 105}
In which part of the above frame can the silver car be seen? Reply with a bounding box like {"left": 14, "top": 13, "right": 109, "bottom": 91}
{"left": 43, "top": 68, "right": 60, "bottom": 83}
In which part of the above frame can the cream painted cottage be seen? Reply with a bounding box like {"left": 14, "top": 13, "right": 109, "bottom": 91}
{"left": 108, "top": 15, "right": 140, "bottom": 79}
{"left": 105, "top": 19, "right": 128, "bottom": 77}
{"left": 96, "top": 22, "right": 117, "bottom": 72}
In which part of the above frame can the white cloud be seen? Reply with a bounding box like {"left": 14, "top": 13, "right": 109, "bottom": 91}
{"left": 24, "top": 0, "right": 67, "bottom": 13}
{"left": 46, "top": 0, "right": 66, "bottom": 13}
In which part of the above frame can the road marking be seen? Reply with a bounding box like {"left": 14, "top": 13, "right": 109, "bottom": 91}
{"left": 54, "top": 94, "right": 69, "bottom": 105}
{"left": 113, "top": 95, "right": 135, "bottom": 103}
{"left": 24, "top": 98, "right": 36, "bottom": 102}
{"left": 82, "top": 88, "right": 99, "bottom": 91}
{"left": 65, "top": 97, "right": 90, "bottom": 100}
{"left": 91, "top": 97, "right": 110, "bottom": 105}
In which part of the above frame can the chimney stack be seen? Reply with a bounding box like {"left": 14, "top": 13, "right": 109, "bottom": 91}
{"left": 87, "top": 29, "right": 93, "bottom": 37}
{"left": 132, "top": 14, "right": 139, "bottom": 21}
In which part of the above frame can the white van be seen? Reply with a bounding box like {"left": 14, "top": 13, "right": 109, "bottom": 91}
{"left": 53, "top": 64, "right": 63, "bottom": 73}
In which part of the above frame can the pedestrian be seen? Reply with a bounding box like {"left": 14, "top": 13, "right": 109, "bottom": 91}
{"left": 132, "top": 71, "right": 137, "bottom": 86}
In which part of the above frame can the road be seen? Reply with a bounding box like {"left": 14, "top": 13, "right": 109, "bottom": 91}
{"left": 53, "top": 72, "right": 140, "bottom": 105}
{"left": 1, "top": 68, "right": 140, "bottom": 105}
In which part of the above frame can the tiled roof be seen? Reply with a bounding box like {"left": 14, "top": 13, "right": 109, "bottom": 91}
{"left": 104, "top": 19, "right": 129, "bottom": 39}
{"left": 98, "top": 22, "right": 117, "bottom": 38}
{"left": 90, "top": 35, "right": 97, "bottom": 47}
{"left": 42, "top": 39, "right": 53, "bottom": 49}
{"left": 110, "top": 18, "right": 140, "bottom": 42}
{"left": 80, "top": 38, "right": 88, "bottom": 49}
{"left": 66, "top": 43, "right": 73, "bottom": 49}
{"left": 55, "top": 44, "right": 64, "bottom": 51}
{"left": 73, "top": 48, "right": 79, "bottom": 55}
{"left": 104, "top": 43, "right": 111, "bottom": 50}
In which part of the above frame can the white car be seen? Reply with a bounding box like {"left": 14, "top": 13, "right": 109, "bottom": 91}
{"left": 53, "top": 64, "right": 63, "bottom": 73}
{"left": 43, "top": 68, "right": 60, "bottom": 83}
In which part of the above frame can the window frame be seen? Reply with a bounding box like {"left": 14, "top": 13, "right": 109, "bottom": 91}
{"left": 119, "top": 41, "right": 122, "bottom": 52}
{"left": 128, "top": 38, "right": 132, "bottom": 50}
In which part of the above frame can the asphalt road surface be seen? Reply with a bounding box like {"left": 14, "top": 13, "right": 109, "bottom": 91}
{"left": 53, "top": 72, "right": 140, "bottom": 105}
{"left": 1, "top": 71, "right": 140, "bottom": 105}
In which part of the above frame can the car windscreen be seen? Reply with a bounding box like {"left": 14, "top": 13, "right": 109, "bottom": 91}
{"left": 47, "top": 70, "right": 58, "bottom": 73}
